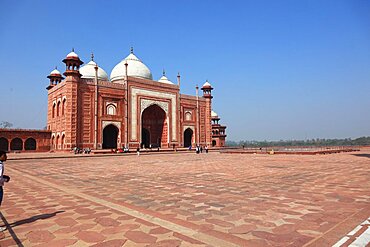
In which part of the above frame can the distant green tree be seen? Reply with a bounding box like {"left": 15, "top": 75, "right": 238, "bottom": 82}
{"left": 226, "top": 136, "right": 370, "bottom": 147}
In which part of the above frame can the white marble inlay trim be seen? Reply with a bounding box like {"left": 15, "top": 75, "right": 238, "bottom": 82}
{"left": 131, "top": 87, "right": 177, "bottom": 141}
{"left": 102, "top": 121, "right": 121, "bottom": 130}
{"left": 140, "top": 99, "right": 169, "bottom": 115}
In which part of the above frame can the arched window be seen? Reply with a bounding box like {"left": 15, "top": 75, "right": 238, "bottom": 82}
{"left": 52, "top": 103, "right": 56, "bottom": 118}
{"left": 185, "top": 112, "right": 192, "bottom": 121}
{"left": 25, "top": 138, "right": 36, "bottom": 150}
{"left": 0, "top": 137, "right": 9, "bottom": 151}
{"left": 10, "top": 138, "right": 23, "bottom": 151}
{"left": 106, "top": 104, "right": 116, "bottom": 115}
{"left": 62, "top": 99, "right": 66, "bottom": 115}
{"left": 57, "top": 101, "right": 61, "bottom": 117}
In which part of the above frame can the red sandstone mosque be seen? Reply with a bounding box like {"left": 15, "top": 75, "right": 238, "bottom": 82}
{"left": 0, "top": 49, "right": 227, "bottom": 152}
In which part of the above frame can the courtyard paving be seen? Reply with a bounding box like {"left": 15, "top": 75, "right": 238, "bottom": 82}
{"left": 0, "top": 150, "right": 369, "bottom": 246}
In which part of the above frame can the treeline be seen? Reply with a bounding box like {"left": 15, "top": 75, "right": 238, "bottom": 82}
{"left": 226, "top": 136, "right": 370, "bottom": 147}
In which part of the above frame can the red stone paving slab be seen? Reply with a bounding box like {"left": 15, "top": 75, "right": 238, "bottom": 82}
{"left": 0, "top": 151, "right": 369, "bottom": 246}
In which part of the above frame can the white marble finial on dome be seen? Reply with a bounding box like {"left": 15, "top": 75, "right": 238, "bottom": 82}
{"left": 79, "top": 56, "right": 109, "bottom": 80}
{"left": 110, "top": 49, "right": 153, "bottom": 82}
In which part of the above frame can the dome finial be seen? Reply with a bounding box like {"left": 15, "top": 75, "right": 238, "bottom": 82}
{"left": 91, "top": 52, "right": 94, "bottom": 61}
{"left": 55, "top": 66, "right": 57, "bottom": 70}
{"left": 162, "top": 69, "right": 166, "bottom": 76}
{"left": 130, "top": 47, "right": 134, "bottom": 54}
{"left": 72, "top": 48, "right": 74, "bottom": 52}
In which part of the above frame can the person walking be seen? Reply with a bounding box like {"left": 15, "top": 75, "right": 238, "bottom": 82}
{"left": 205, "top": 145, "right": 209, "bottom": 153}
{"left": 0, "top": 150, "right": 10, "bottom": 232}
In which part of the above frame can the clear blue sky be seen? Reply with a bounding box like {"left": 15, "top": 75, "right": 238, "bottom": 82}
{"left": 0, "top": 0, "right": 369, "bottom": 141}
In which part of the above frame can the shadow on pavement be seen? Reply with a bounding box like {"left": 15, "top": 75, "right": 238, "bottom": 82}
{"left": 352, "top": 153, "right": 370, "bottom": 158}
{"left": 0, "top": 211, "right": 64, "bottom": 246}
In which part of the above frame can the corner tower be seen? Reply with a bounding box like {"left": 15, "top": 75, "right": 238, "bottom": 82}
{"left": 62, "top": 49, "right": 83, "bottom": 149}
{"left": 201, "top": 80, "right": 213, "bottom": 146}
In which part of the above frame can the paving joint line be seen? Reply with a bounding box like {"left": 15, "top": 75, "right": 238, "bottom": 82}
{"left": 302, "top": 208, "right": 368, "bottom": 247}
{"left": 8, "top": 167, "right": 241, "bottom": 247}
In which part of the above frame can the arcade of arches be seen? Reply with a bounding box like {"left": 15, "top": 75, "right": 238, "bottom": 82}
{"left": 0, "top": 129, "right": 51, "bottom": 152}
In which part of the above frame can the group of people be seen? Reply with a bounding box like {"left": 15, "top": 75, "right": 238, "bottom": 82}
{"left": 72, "top": 147, "right": 91, "bottom": 154}
{"left": 195, "top": 145, "right": 208, "bottom": 154}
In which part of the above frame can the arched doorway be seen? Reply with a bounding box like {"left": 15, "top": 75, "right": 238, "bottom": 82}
{"left": 56, "top": 135, "right": 60, "bottom": 150}
{"left": 141, "top": 104, "right": 167, "bottom": 148}
{"left": 212, "top": 140, "right": 217, "bottom": 147}
{"left": 51, "top": 136, "right": 55, "bottom": 150}
{"left": 25, "top": 138, "right": 36, "bottom": 150}
{"left": 184, "top": 128, "right": 193, "bottom": 148}
{"left": 61, "top": 135, "right": 65, "bottom": 150}
{"left": 141, "top": 128, "right": 150, "bottom": 148}
{"left": 103, "top": 124, "right": 118, "bottom": 149}
{"left": 0, "top": 138, "right": 8, "bottom": 151}
{"left": 10, "top": 138, "right": 23, "bottom": 151}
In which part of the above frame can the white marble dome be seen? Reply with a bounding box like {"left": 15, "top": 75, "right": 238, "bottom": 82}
{"left": 79, "top": 60, "right": 109, "bottom": 80}
{"left": 158, "top": 71, "right": 173, "bottom": 84}
{"left": 203, "top": 80, "right": 212, "bottom": 88}
{"left": 66, "top": 51, "right": 79, "bottom": 58}
{"left": 110, "top": 51, "right": 153, "bottom": 82}
{"left": 211, "top": 110, "right": 218, "bottom": 118}
{"left": 49, "top": 68, "right": 61, "bottom": 75}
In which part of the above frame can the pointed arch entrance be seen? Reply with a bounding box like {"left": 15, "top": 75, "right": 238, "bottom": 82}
{"left": 184, "top": 128, "right": 193, "bottom": 148}
{"left": 141, "top": 104, "right": 167, "bottom": 148}
{"left": 103, "top": 124, "right": 119, "bottom": 149}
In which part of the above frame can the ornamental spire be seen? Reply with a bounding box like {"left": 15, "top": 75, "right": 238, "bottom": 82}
{"left": 91, "top": 52, "right": 94, "bottom": 61}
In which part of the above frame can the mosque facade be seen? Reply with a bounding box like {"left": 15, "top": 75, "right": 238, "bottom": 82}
{"left": 0, "top": 49, "right": 227, "bottom": 152}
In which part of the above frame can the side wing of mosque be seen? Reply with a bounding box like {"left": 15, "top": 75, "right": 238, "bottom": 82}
{"left": 0, "top": 49, "right": 227, "bottom": 152}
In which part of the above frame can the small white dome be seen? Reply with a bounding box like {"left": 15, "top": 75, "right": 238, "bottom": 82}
{"left": 66, "top": 51, "right": 79, "bottom": 58}
{"left": 111, "top": 51, "right": 152, "bottom": 82}
{"left": 211, "top": 110, "right": 218, "bottom": 118}
{"left": 79, "top": 60, "right": 109, "bottom": 80}
{"left": 203, "top": 80, "right": 212, "bottom": 88}
{"left": 158, "top": 75, "right": 173, "bottom": 84}
{"left": 49, "top": 68, "right": 61, "bottom": 75}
